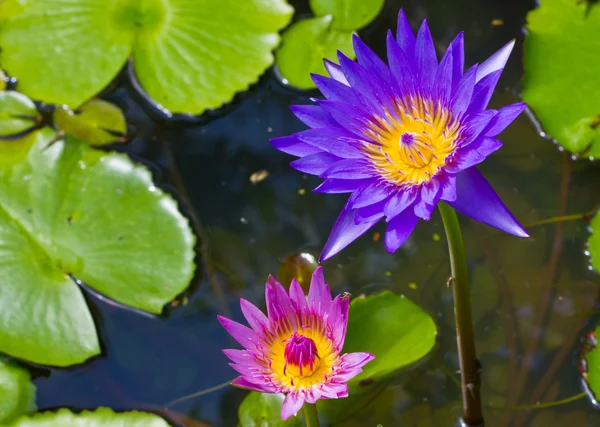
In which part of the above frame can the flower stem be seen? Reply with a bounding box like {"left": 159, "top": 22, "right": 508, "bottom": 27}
{"left": 302, "top": 403, "right": 320, "bottom": 427}
{"left": 438, "top": 202, "right": 484, "bottom": 426}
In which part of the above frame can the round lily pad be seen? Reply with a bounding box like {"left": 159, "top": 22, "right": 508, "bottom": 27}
{"left": 343, "top": 291, "right": 437, "bottom": 385}
{"left": 0, "top": 131, "right": 195, "bottom": 366}
{"left": 275, "top": 15, "right": 355, "bottom": 90}
{"left": 7, "top": 408, "right": 169, "bottom": 427}
{"left": 589, "top": 213, "right": 600, "bottom": 273}
{"left": 522, "top": 0, "right": 600, "bottom": 158}
{"left": 239, "top": 392, "right": 304, "bottom": 427}
{"left": 0, "top": 356, "right": 36, "bottom": 424}
{"left": 309, "top": 0, "right": 384, "bottom": 31}
{"left": 53, "top": 99, "right": 127, "bottom": 146}
{"left": 0, "top": 0, "right": 294, "bottom": 115}
{"left": 0, "top": 91, "right": 39, "bottom": 138}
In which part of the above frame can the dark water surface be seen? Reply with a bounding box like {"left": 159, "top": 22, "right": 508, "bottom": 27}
{"left": 32, "top": 0, "right": 600, "bottom": 426}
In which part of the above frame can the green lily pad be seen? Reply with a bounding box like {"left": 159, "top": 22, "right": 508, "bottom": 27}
{"left": 309, "top": 0, "right": 384, "bottom": 31}
{"left": 0, "top": 131, "right": 195, "bottom": 366}
{"left": 589, "top": 213, "right": 600, "bottom": 273}
{"left": 7, "top": 408, "right": 169, "bottom": 426}
{"left": 53, "top": 99, "right": 127, "bottom": 146}
{"left": 0, "top": 0, "right": 293, "bottom": 114}
{"left": 522, "top": 0, "right": 600, "bottom": 158}
{"left": 275, "top": 15, "right": 355, "bottom": 90}
{"left": 0, "top": 71, "right": 6, "bottom": 91}
{"left": 343, "top": 291, "right": 437, "bottom": 385}
{"left": 0, "top": 91, "right": 39, "bottom": 138}
{"left": 580, "top": 326, "right": 600, "bottom": 400}
{"left": 0, "top": 356, "right": 36, "bottom": 424}
{"left": 239, "top": 392, "right": 304, "bottom": 427}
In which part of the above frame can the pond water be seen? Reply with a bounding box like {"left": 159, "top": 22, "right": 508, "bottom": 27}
{"left": 30, "top": 0, "right": 600, "bottom": 426}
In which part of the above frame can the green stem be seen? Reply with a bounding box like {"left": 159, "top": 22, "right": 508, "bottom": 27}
{"left": 438, "top": 202, "right": 484, "bottom": 426}
{"left": 302, "top": 403, "right": 320, "bottom": 427}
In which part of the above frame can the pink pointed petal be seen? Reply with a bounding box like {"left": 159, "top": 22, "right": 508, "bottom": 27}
{"left": 308, "top": 267, "right": 332, "bottom": 312}
{"left": 476, "top": 39, "right": 515, "bottom": 83}
{"left": 281, "top": 392, "right": 305, "bottom": 420}
{"left": 222, "top": 349, "right": 261, "bottom": 367}
{"left": 265, "top": 278, "right": 298, "bottom": 330}
{"left": 240, "top": 299, "right": 271, "bottom": 334}
{"left": 218, "top": 316, "right": 261, "bottom": 352}
{"left": 231, "top": 376, "right": 278, "bottom": 393}
{"left": 448, "top": 167, "right": 529, "bottom": 238}
{"left": 289, "top": 278, "right": 308, "bottom": 312}
{"left": 341, "top": 352, "right": 376, "bottom": 369}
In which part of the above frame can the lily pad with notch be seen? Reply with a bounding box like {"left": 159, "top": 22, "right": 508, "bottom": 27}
{"left": 0, "top": 355, "right": 36, "bottom": 424}
{"left": 7, "top": 408, "right": 170, "bottom": 427}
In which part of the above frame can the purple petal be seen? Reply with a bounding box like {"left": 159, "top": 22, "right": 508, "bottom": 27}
{"left": 338, "top": 52, "right": 388, "bottom": 117}
{"left": 318, "top": 99, "right": 371, "bottom": 136}
{"left": 312, "top": 73, "right": 360, "bottom": 105}
{"left": 218, "top": 316, "right": 261, "bottom": 352}
{"left": 440, "top": 173, "right": 457, "bottom": 202}
{"left": 297, "top": 128, "right": 364, "bottom": 159}
{"left": 387, "top": 31, "right": 417, "bottom": 94}
{"left": 460, "top": 110, "right": 497, "bottom": 147}
{"left": 452, "top": 64, "right": 477, "bottom": 118}
{"left": 232, "top": 376, "right": 278, "bottom": 393}
{"left": 271, "top": 135, "right": 322, "bottom": 157}
{"left": 396, "top": 9, "right": 416, "bottom": 54}
{"left": 446, "top": 137, "right": 502, "bottom": 173}
{"left": 353, "top": 34, "right": 393, "bottom": 87}
{"left": 355, "top": 199, "right": 387, "bottom": 224}
{"left": 476, "top": 39, "right": 515, "bottom": 83}
{"left": 434, "top": 40, "right": 454, "bottom": 101}
{"left": 347, "top": 181, "right": 392, "bottom": 209}
{"left": 451, "top": 32, "right": 465, "bottom": 90}
{"left": 240, "top": 299, "right": 270, "bottom": 334}
{"left": 414, "top": 20, "right": 437, "bottom": 89}
{"left": 385, "top": 207, "right": 419, "bottom": 252}
{"left": 314, "top": 178, "right": 372, "bottom": 194}
{"left": 281, "top": 392, "right": 305, "bottom": 420}
{"left": 290, "top": 104, "right": 341, "bottom": 129}
{"left": 290, "top": 152, "right": 342, "bottom": 175}
{"left": 466, "top": 70, "right": 502, "bottom": 115}
{"left": 484, "top": 102, "right": 526, "bottom": 137}
{"left": 320, "top": 203, "right": 382, "bottom": 262}
{"left": 308, "top": 267, "right": 332, "bottom": 313}
{"left": 384, "top": 187, "right": 417, "bottom": 219}
{"left": 413, "top": 189, "right": 437, "bottom": 220}
{"left": 421, "top": 179, "right": 441, "bottom": 205}
{"left": 323, "top": 59, "right": 349, "bottom": 85}
{"left": 448, "top": 167, "right": 528, "bottom": 237}
{"left": 320, "top": 159, "right": 373, "bottom": 179}
{"left": 289, "top": 278, "right": 308, "bottom": 313}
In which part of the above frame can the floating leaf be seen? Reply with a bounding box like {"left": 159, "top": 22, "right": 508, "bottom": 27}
{"left": 0, "top": 356, "right": 36, "bottom": 424}
{"left": 590, "top": 213, "right": 600, "bottom": 273}
{"left": 7, "top": 408, "right": 169, "bottom": 426}
{"left": 309, "top": 0, "right": 385, "bottom": 31}
{"left": 275, "top": 16, "right": 355, "bottom": 90}
{"left": 0, "top": 71, "right": 6, "bottom": 91}
{"left": 343, "top": 291, "right": 437, "bottom": 386}
{"left": 522, "top": 0, "right": 600, "bottom": 158}
{"left": 0, "top": 91, "right": 39, "bottom": 138}
{"left": 0, "top": 0, "right": 294, "bottom": 114}
{"left": 53, "top": 99, "right": 127, "bottom": 146}
{"left": 238, "top": 392, "right": 304, "bottom": 427}
{"left": 0, "top": 131, "right": 195, "bottom": 366}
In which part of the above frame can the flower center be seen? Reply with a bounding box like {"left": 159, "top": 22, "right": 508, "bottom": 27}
{"left": 283, "top": 332, "right": 321, "bottom": 378}
{"left": 362, "top": 96, "right": 461, "bottom": 186}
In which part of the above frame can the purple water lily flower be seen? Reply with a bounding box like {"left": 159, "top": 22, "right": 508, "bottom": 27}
{"left": 218, "top": 267, "right": 374, "bottom": 420}
{"left": 271, "top": 10, "right": 528, "bottom": 261}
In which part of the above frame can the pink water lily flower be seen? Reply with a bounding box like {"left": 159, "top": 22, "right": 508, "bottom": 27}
{"left": 218, "top": 267, "right": 374, "bottom": 419}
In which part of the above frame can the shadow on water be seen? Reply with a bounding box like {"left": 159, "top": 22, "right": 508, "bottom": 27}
{"left": 29, "top": 0, "right": 600, "bottom": 426}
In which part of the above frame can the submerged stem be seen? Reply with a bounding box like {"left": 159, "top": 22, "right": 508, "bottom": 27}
{"left": 438, "top": 202, "right": 484, "bottom": 426}
{"left": 302, "top": 403, "right": 320, "bottom": 427}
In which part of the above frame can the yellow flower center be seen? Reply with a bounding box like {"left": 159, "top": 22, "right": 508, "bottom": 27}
{"left": 362, "top": 96, "right": 461, "bottom": 186}
{"left": 267, "top": 316, "right": 339, "bottom": 391}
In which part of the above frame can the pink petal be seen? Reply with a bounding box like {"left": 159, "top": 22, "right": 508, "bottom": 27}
{"left": 218, "top": 316, "right": 261, "bottom": 352}
{"left": 281, "top": 392, "right": 305, "bottom": 420}
{"left": 240, "top": 299, "right": 271, "bottom": 334}
{"left": 307, "top": 267, "right": 332, "bottom": 314}
{"left": 231, "top": 376, "right": 278, "bottom": 393}
{"left": 289, "top": 278, "right": 308, "bottom": 313}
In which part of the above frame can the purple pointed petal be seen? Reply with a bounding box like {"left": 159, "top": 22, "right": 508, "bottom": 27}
{"left": 290, "top": 104, "right": 343, "bottom": 130}
{"left": 355, "top": 199, "right": 387, "bottom": 224}
{"left": 323, "top": 59, "right": 349, "bottom": 85}
{"left": 440, "top": 173, "right": 457, "bottom": 202}
{"left": 298, "top": 128, "right": 364, "bottom": 159}
{"left": 314, "top": 178, "right": 373, "bottom": 194}
{"left": 270, "top": 135, "right": 322, "bottom": 157}
{"left": 320, "top": 203, "right": 382, "bottom": 262}
{"left": 347, "top": 181, "right": 392, "bottom": 209}
{"left": 218, "top": 316, "right": 261, "bottom": 352}
{"left": 387, "top": 31, "right": 417, "bottom": 94}
{"left": 448, "top": 167, "right": 528, "bottom": 237}
{"left": 281, "top": 392, "right": 305, "bottom": 420}
{"left": 460, "top": 110, "right": 497, "bottom": 147}
{"left": 289, "top": 278, "right": 308, "bottom": 312}
{"left": 318, "top": 99, "right": 371, "bottom": 136}
{"left": 413, "top": 190, "right": 437, "bottom": 220}
{"left": 385, "top": 208, "right": 419, "bottom": 252}
{"left": 446, "top": 137, "right": 502, "bottom": 173}
{"left": 434, "top": 40, "right": 454, "bottom": 101}
{"left": 353, "top": 34, "right": 393, "bottom": 86}
{"left": 232, "top": 376, "right": 277, "bottom": 393}
{"left": 384, "top": 187, "right": 417, "bottom": 219}
{"left": 312, "top": 73, "right": 360, "bottom": 105}
{"left": 396, "top": 9, "right": 416, "bottom": 54}
{"left": 415, "top": 20, "right": 437, "bottom": 89}
{"left": 484, "top": 102, "right": 526, "bottom": 137}
{"left": 476, "top": 39, "right": 515, "bottom": 83}
{"left": 308, "top": 267, "right": 332, "bottom": 313}
{"left": 451, "top": 64, "right": 477, "bottom": 117}
{"left": 240, "top": 299, "right": 270, "bottom": 334}
{"left": 320, "top": 158, "right": 373, "bottom": 179}
{"left": 290, "top": 152, "right": 342, "bottom": 175}
{"left": 466, "top": 70, "right": 502, "bottom": 115}
{"left": 338, "top": 52, "right": 388, "bottom": 117}
{"left": 451, "top": 32, "right": 465, "bottom": 90}
{"left": 421, "top": 179, "right": 441, "bottom": 205}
